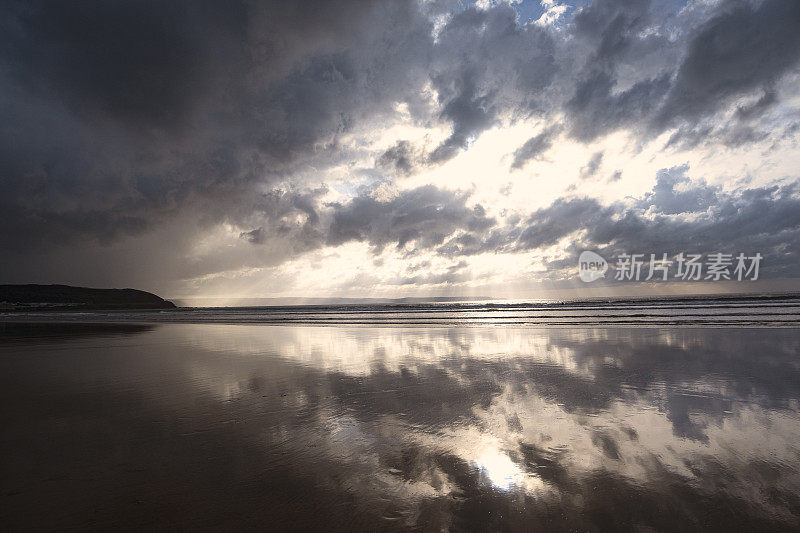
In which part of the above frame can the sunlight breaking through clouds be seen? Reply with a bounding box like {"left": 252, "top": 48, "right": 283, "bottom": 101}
{"left": 0, "top": 0, "right": 798, "bottom": 299}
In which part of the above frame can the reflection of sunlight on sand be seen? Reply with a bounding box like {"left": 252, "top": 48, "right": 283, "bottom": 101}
{"left": 476, "top": 448, "right": 524, "bottom": 491}
{"left": 176, "top": 324, "right": 592, "bottom": 377}
{"left": 167, "top": 324, "right": 800, "bottom": 521}
{"left": 437, "top": 429, "right": 550, "bottom": 495}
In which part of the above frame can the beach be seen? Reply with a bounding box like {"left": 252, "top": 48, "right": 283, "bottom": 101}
{"left": 2, "top": 305, "right": 800, "bottom": 530}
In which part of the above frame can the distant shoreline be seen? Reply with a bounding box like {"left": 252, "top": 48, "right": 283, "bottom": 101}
{"left": 2, "top": 294, "right": 799, "bottom": 328}
{"left": 170, "top": 292, "right": 800, "bottom": 308}
{"left": 0, "top": 284, "right": 175, "bottom": 311}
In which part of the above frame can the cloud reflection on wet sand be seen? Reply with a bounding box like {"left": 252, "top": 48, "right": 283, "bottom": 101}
{"left": 2, "top": 324, "right": 800, "bottom": 530}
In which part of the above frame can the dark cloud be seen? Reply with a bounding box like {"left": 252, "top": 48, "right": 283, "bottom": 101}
{"left": 736, "top": 90, "right": 778, "bottom": 121}
{"left": 636, "top": 165, "right": 718, "bottom": 214}
{"left": 579, "top": 151, "right": 604, "bottom": 180}
{"left": 0, "top": 0, "right": 434, "bottom": 251}
{"left": 516, "top": 197, "right": 617, "bottom": 250}
{"left": 562, "top": 0, "right": 800, "bottom": 145}
{"left": 511, "top": 124, "right": 562, "bottom": 170}
{"left": 0, "top": 0, "right": 245, "bottom": 131}
{"left": 555, "top": 181, "right": 800, "bottom": 279}
{"left": 427, "top": 4, "right": 557, "bottom": 163}
{"left": 236, "top": 183, "right": 498, "bottom": 259}
{"left": 239, "top": 228, "right": 266, "bottom": 245}
{"left": 326, "top": 185, "right": 495, "bottom": 252}
{"left": 664, "top": 115, "right": 776, "bottom": 151}
{"left": 376, "top": 140, "right": 422, "bottom": 176}
{"left": 564, "top": 0, "right": 675, "bottom": 141}
{"left": 429, "top": 68, "right": 496, "bottom": 163}
{"left": 572, "top": 0, "right": 653, "bottom": 65}
{"left": 566, "top": 69, "right": 672, "bottom": 142}
{"left": 654, "top": 0, "right": 800, "bottom": 130}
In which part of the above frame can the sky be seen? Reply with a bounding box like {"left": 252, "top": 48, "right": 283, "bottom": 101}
{"left": 1, "top": 0, "right": 799, "bottom": 300}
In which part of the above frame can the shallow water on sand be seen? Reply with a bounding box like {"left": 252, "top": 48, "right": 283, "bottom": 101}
{"left": 2, "top": 322, "right": 800, "bottom": 530}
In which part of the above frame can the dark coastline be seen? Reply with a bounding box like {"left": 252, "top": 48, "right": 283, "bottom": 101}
{"left": 0, "top": 284, "right": 175, "bottom": 311}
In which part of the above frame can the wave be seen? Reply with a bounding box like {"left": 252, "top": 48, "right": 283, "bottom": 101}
{"left": 2, "top": 295, "right": 800, "bottom": 327}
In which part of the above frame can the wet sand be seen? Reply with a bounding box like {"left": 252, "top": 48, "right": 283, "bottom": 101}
{"left": 2, "top": 322, "right": 800, "bottom": 530}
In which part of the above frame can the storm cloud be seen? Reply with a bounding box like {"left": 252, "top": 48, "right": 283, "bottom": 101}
{"left": 327, "top": 185, "right": 495, "bottom": 252}
{"left": 511, "top": 124, "right": 562, "bottom": 169}
{"left": 0, "top": 0, "right": 434, "bottom": 248}
{"left": 504, "top": 166, "right": 799, "bottom": 279}
{"left": 0, "top": 0, "right": 798, "bottom": 293}
{"left": 654, "top": 0, "right": 800, "bottom": 130}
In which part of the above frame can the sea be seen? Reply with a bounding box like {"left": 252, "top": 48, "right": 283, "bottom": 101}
{"left": 2, "top": 294, "right": 800, "bottom": 327}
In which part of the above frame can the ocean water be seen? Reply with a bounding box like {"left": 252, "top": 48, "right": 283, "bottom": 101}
{"left": 2, "top": 299, "right": 800, "bottom": 530}
{"left": 3, "top": 295, "right": 800, "bottom": 326}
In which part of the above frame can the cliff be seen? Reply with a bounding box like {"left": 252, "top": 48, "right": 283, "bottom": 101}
{"left": 0, "top": 284, "right": 176, "bottom": 310}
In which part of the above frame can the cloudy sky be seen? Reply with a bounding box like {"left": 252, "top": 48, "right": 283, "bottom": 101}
{"left": 1, "top": 0, "right": 799, "bottom": 300}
